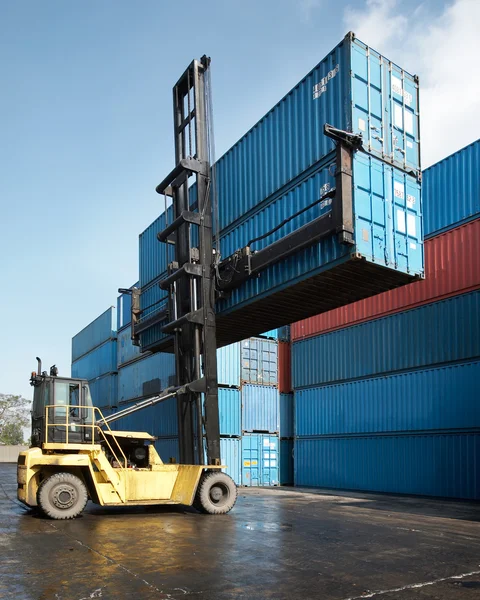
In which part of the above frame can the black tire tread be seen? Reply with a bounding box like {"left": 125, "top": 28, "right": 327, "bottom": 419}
{"left": 195, "top": 471, "right": 237, "bottom": 515}
{"left": 37, "top": 472, "right": 88, "bottom": 520}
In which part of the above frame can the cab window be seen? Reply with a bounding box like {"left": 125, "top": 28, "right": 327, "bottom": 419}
{"left": 54, "top": 382, "right": 80, "bottom": 418}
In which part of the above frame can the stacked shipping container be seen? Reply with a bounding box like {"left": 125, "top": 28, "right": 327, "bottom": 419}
{"left": 75, "top": 290, "right": 292, "bottom": 486}
{"left": 291, "top": 139, "right": 480, "bottom": 500}
{"left": 71, "top": 307, "right": 118, "bottom": 411}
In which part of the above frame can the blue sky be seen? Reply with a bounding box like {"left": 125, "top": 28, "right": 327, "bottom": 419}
{"left": 1, "top": 0, "right": 478, "bottom": 401}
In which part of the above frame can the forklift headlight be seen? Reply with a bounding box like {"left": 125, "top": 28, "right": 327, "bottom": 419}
{"left": 133, "top": 447, "right": 147, "bottom": 462}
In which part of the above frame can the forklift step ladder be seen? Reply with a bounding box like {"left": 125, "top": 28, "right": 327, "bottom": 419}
{"left": 155, "top": 56, "right": 220, "bottom": 467}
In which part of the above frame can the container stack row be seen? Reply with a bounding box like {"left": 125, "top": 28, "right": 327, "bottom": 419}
{"left": 71, "top": 307, "right": 118, "bottom": 415}
{"left": 291, "top": 139, "right": 480, "bottom": 500}
{"left": 73, "top": 295, "right": 294, "bottom": 487}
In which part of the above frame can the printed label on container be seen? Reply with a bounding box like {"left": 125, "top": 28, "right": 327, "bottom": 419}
{"left": 407, "top": 214, "right": 416, "bottom": 236}
{"left": 394, "top": 181, "right": 405, "bottom": 200}
{"left": 313, "top": 64, "right": 339, "bottom": 100}
{"left": 397, "top": 209, "right": 406, "bottom": 233}
{"left": 392, "top": 75, "right": 413, "bottom": 105}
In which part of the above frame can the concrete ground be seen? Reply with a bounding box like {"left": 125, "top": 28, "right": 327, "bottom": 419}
{"left": 1, "top": 463, "right": 479, "bottom": 600}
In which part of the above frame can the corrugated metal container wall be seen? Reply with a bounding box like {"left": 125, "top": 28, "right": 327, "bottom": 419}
{"left": 71, "top": 339, "right": 117, "bottom": 380}
{"left": 117, "top": 326, "right": 144, "bottom": 367}
{"left": 242, "top": 385, "right": 279, "bottom": 433}
{"left": 218, "top": 388, "right": 241, "bottom": 437}
{"left": 295, "top": 360, "right": 480, "bottom": 437}
{"left": 155, "top": 437, "right": 180, "bottom": 463}
{"left": 212, "top": 33, "right": 419, "bottom": 233}
{"left": 72, "top": 307, "right": 116, "bottom": 361}
{"left": 88, "top": 373, "right": 118, "bottom": 409}
{"left": 220, "top": 438, "right": 242, "bottom": 485}
{"left": 279, "top": 393, "right": 294, "bottom": 439}
{"left": 117, "top": 353, "right": 176, "bottom": 403}
{"left": 280, "top": 439, "right": 294, "bottom": 485}
{"left": 278, "top": 342, "right": 292, "bottom": 393}
{"left": 291, "top": 218, "right": 480, "bottom": 340}
{"left": 423, "top": 139, "right": 480, "bottom": 237}
{"left": 217, "top": 343, "right": 241, "bottom": 387}
{"left": 242, "top": 434, "right": 279, "bottom": 487}
{"left": 292, "top": 290, "right": 480, "bottom": 388}
{"left": 241, "top": 338, "right": 278, "bottom": 386}
{"left": 294, "top": 433, "right": 480, "bottom": 500}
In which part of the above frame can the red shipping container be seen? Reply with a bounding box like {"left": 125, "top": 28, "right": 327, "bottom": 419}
{"left": 278, "top": 341, "right": 292, "bottom": 393}
{"left": 291, "top": 218, "right": 480, "bottom": 341}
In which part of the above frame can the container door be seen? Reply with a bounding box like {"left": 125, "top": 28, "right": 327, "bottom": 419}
{"left": 261, "top": 435, "right": 279, "bottom": 486}
{"left": 242, "top": 435, "right": 260, "bottom": 486}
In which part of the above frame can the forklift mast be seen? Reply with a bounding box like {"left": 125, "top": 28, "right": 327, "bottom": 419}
{"left": 151, "top": 57, "right": 220, "bottom": 466}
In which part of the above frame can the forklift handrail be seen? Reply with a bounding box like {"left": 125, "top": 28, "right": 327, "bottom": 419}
{"left": 44, "top": 405, "right": 128, "bottom": 471}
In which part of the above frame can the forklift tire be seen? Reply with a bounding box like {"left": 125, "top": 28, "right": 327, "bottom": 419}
{"left": 37, "top": 472, "right": 88, "bottom": 520}
{"left": 195, "top": 471, "right": 237, "bottom": 514}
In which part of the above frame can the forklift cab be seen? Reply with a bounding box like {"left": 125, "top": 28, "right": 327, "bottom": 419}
{"left": 30, "top": 358, "right": 94, "bottom": 447}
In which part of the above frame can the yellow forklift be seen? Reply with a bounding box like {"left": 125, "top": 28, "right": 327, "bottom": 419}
{"left": 17, "top": 360, "right": 236, "bottom": 519}
{"left": 18, "top": 56, "right": 238, "bottom": 519}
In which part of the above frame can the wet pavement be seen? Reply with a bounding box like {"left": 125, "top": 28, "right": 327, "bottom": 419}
{"left": 1, "top": 462, "right": 479, "bottom": 599}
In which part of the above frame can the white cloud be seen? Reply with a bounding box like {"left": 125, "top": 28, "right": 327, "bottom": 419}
{"left": 344, "top": 0, "right": 480, "bottom": 167}
{"left": 299, "top": 0, "right": 322, "bottom": 22}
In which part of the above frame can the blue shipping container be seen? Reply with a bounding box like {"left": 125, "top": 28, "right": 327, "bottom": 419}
{"left": 293, "top": 290, "right": 480, "bottom": 388}
{"left": 217, "top": 342, "right": 241, "bottom": 387}
{"left": 242, "top": 384, "right": 279, "bottom": 433}
{"left": 218, "top": 388, "right": 242, "bottom": 437}
{"left": 241, "top": 338, "right": 278, "bottom": 386}
{"left": 117, "top": 325, "right": 143, "bottom": 367}
{"left": 155, "top": 437, "right": 180, "bottom": 463}
{"left": 88, "top": 373, "right": 118, "bottom": 409}
{"left": 280, "top": 439, "right": 294, "bottom": 485}
{"left": 117, "top": 353, "right": 176, "bottom": 403}
{"left": 295, "top": 360, "right": 480, "bottom": 437}
{"left": 220, "top": 437, "right": 242, "bottom": 486}
{"left": 280, "top": 393, "right": 294, "bottom": 439}
{"left": 423, "top": 139, "right": 480, "bottom": 237}
{"left": 71, "top": 339, "right": 117, "bottom": 381}
{"left": 139, "top": 153, "right": 423, "bottom": 352}
{"left": 294, "top": 433, "right": 480, "bottom": 500}
{"left": 242, "top": 434, "right": 279, "bottom": 486}
{"left": 259, "top": 327, "right": 291, "bottom": 342}
{"left": 72, "top": 307, "right": 116, "bottom": 362}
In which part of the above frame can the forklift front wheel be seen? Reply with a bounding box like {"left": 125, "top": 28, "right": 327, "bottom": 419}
{"left": 195, "top": 471, "right": 237, "bottom": 514}
{"left": 37, "top": 472, "right": 88, "bottom": 520}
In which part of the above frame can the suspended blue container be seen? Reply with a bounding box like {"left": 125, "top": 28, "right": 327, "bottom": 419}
{"left": 279, "top": 393, "right": 294, "bottom": 439}
{"left": 72, "top": 307, "right": 116, "bottom": 362}
{"left": 293, "top": 291, "right": 480, "bottom": 388}
{"left": 294, "top": 433, "right": 480, "bottom": 500}
{"left": 117, "top": 325, "right": 144, "bottom": 367}
{"left": 242, "top": 433, "right": 279, "bottom": 486}
{"left": 280, "top": 439, "right": 294, "bottom": 485}
{"left": 241, "top": 338, "right": 278, "bottom": 386}
{"left": 423, "top": 139, "right": 480, "bottom": 237}
{"left": 218, "top": 388, "right": 241, "bottom": 437}
{"left": 242, "top": 384, "right": 279, "bottom": 433}
{"left": 295, "top": 360, "right": 480, "bottom": 437}
{"left": 137, "top": 33, "right": 423, "bottom": 353}
{"left": 220, "top": 437, "right": 242, "bottom": 485}
{"left": 71, "top": 339, "right": 117, "bottom": 381}
{"left": 117, "top": 353, "right": 176, "bottom": 403}
{"left": 88, "top": 373, "right": 118, "bottom": 409}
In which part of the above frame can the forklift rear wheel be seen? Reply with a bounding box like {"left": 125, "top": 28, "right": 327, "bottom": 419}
{"left": 37, "top": 472, "right": 88, "bottom": 520}
{"left": 195, "top": 471, "right": 237, "bottom": 514}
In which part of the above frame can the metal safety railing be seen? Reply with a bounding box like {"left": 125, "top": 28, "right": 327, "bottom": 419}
{"left": 44, "top": 405, "right": 128, "bottom": 471}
